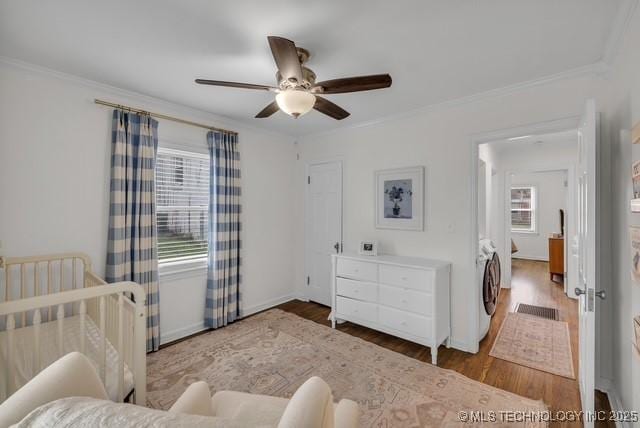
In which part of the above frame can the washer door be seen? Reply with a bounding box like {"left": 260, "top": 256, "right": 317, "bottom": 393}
{"left": 483, "top": 252, "right": 501, "bottom": 315}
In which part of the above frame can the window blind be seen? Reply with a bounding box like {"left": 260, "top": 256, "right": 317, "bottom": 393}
{"left": 156, "top": 148, "right": 209, "bottom": 263}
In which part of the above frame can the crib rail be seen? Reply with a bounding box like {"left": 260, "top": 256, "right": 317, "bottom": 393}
{"left": 0, "top": 254, "right": 147, "bottom": 406}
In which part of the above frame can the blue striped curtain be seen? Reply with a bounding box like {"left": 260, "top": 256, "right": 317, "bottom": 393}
{"left": 205, "top": 130, "right": 242, "bottom": 328}
{"left": 106, "top": 110, "right": 160, "bottom": 352}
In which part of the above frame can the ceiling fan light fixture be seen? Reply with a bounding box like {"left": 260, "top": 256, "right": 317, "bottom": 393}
{"left": 275, "top": 89, "right": 315, "bottom": 118}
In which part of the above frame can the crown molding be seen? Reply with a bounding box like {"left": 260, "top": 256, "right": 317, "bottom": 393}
{"left": 300, "top": 61, "right": 608, "bottom": 141}
{"left": 602, "top": 0, "right": 639, "bottom": 65}
{"left": 0, "top": 56, "right": 296, "bottom": 141}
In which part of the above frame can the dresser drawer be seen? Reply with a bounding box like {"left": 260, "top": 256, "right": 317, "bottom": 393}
{"left": 336, "top": 258, "right": 378, "bottom": 282}
{"left": 378, "top": 284, "right": 432, "bottom": 316}
{"left": 379, "top": 305, "right": 432, "bottom": 339}
{"left": 336, "top": 296, "right": 377, "bottom": 324}
{"left": 336, "top": 278, "right": 377, "bottom": 302}
{"left": 379, "top": 264, "right": 433, "bottom": 292}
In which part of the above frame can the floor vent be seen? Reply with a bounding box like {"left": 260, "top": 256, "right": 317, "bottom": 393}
{"left": 515, "top": 303, "right": 560, "bottom": 321}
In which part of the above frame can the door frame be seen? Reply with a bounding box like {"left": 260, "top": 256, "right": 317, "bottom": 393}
{"left": 469, "top": 116, "right": 580, "bottom": 350}
{"left": 503, "top": 164, "right": 577, "bottom": 299}
{"left": 303, "top": 159, "right": 344, "bottom": 304}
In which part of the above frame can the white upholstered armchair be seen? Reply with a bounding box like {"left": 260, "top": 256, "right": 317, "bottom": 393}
{"left": 0, "top": 352, "right": 360, "bottom": 428}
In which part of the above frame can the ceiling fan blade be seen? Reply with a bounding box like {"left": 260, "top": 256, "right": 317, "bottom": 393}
{"left": 313, "top": 74, "right": 392, "bottom": 94}
{"left": 267, "top": 36, "right": 303, "bottom": 85}
{"left": 195, "top": 79, "right": 276, "bottom": 91}
{"left": 255, "top": 101, "right": 280, "bottom": 118}
{"left": 313, "top": 96, "right": 350, "bottom": 120}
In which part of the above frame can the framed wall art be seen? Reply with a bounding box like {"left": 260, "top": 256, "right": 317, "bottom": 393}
{"left": 375, "top": 166, "right": 424, "bottom": 230}
{"left": 631, "top": 160, "right": 640, "bottom": 212}
{"left": 630, "top": 226, "right": 640, "bottom": 282}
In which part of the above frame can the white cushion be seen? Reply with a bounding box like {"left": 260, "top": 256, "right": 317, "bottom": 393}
{"left": 0, "top": 352, "right": 109, "bottom": 428}
{"left": 169, "top": 381, "right": 214, "bottom": 417}
{"left": 277, "top": 377, "right": 335, "bottom": 428}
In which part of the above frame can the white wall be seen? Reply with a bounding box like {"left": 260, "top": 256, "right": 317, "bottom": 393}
{"left": 602, "top": 4, "right": 640, "bottom": 414}
{"left": 294, "top": 74, "right": 601, "bottom": 352}
{"left": 0, "top": 60, "right": 296, "bottom": 344}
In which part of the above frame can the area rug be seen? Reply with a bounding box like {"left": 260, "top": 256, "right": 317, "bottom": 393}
{"left": 490, "top": 312, "right": 574, "bottom": 379}
{"left": 148, "top": 309, "right": 547, "bottom": 427}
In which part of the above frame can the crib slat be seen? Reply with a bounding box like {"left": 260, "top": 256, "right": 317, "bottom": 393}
{"left": 34, "top": 262, "right": 39, "bottom": 297}
{"left": 20, "top": 264, "right": 26, "bottom": 326}
{"left": 72, "top": 258, "right": 77, "bottom": 289}
{"left": 47, "top": 262, "right": 52, "bottom": 321}
{"left": 5, "top": 267, "right": 10, "bottom": 301}
{"left": 6, "top": 314, "right": 15, "bottom": 397}
{"left": 99, "top": 296, "right": 106, "bottom": 384}
{"left": 33, "top": 309, "right": 41, "bottom": 373}
{"left": 57, "top": 304, "right": 64, "bottom": 357}
{"left": 117, "top": 294, "right": 125, "bottom": 401}
{"left": 79, "top": 300, "right": 87, "bottom": 354}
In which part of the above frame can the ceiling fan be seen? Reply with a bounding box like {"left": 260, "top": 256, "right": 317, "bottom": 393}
{"left": 195, "top": 36, "right": 392, "bottom": 120}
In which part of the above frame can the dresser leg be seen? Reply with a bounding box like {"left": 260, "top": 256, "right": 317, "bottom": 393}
{"left": 431, "top": 347, "right": 438, "bottom": 365}
{"left": 445, "top": 337, "right": 450, "bottom": 348}
{"left": 331, "top": 319, "right": 336, "bottom": 329}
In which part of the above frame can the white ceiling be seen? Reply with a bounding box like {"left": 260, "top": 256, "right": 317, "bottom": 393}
{"left": 0, "top": 0, "right": 623, "bottom": 137}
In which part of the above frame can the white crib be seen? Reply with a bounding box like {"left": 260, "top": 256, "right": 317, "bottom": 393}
{"left": 0, "top": 253, "right": 146, "bottom": 405}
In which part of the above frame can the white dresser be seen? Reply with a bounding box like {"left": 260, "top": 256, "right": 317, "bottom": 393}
{"left": 331, "top": 253, "right": 451, "bottom": 364}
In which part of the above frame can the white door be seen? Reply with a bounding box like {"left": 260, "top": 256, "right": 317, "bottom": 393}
{"left": 576, "top": 99, "right": 603, "bottom": 426}
{"left": 305, "top": 162, "right": 342, "bottom": 306}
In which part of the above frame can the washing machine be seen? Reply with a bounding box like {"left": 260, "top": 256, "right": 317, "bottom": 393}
{"left": 478, "top": 239, "right": 501, "bottom": 340}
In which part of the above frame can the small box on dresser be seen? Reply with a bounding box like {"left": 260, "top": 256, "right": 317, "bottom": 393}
{"left": 331, "top": 253, "right": 451, "bottom": 364}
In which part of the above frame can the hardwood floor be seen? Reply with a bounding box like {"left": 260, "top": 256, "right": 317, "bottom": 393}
{"left": 277, "top": 258, "right": 613, "bottom": 427}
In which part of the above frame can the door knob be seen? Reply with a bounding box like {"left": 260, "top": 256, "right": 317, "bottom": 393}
{"left": 333, "top": 242, "right": 340, "bottom": 253}
{"left": 595, "top": 290, "right": 606, "bottom": 300}
{"left": 574, "top": 287, "right": 586, "bottom": 296}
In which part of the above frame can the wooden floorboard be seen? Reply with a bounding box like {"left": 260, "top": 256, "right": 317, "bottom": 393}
{"left": 277, "top": 258, "right": 614, "bottom": 427}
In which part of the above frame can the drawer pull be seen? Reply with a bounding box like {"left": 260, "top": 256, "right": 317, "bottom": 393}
{"left": 401, "top": 299, "right": 407, "bottom": 304}
{"left": 401, "top": 321, "right": 407, "bottom": 326}
{"left": 402, "top": 277, "right": 408, "bottom": 281}
{"left": 354, "top": 289, "right": 359, "bottom": 293}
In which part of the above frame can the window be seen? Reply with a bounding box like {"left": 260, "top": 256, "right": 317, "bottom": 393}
{"left": 511, "top": 186, "right": 537, "bottom": 233}
{"left": 156, "top": 148, "right": 209, "bottom": 265}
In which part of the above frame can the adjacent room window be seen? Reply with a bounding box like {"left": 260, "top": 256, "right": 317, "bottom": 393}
{"left": 511, "top": 186, "right": 537, "bottom": 233}
{"left": 156, "top": 148, "right": 209, "bottom": 265}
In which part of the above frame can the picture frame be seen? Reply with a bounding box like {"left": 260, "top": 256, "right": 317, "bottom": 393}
{"left": 630, "top": 226, "right": 640, "bottom": 283}
{"left": 634, "top": 316, "right": 640, "bottom": 353}
{"left": 375, "top": 166, "right": 424, "bottom": 230}
{"left": 359, "top": 240, "right": 378, "bottom": 256}
{"left": 631, "top": 160, "right": 640, "bottom": 212}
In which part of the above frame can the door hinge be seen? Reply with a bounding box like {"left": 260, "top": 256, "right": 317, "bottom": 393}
{"left": 307, "top": 276, "right": 310, "bottom": 285}
{"left": 307, "top": 176, "right": 311, "bottom": 184}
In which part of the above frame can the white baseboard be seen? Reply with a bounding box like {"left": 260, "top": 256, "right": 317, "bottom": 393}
{"left": 596, "top": 378, "right": 630, "bottom": 428}
{"left": 512, "top": 255, "right": 549, "bottom": 262}
{"left": 160, "top": 294, "right": 298, "bottom": 345}
{"left": 242, "top": 293, "right": 297, "bottom": 317}
{"left": 161, "top": 321, "right": 207, "bottom": 345}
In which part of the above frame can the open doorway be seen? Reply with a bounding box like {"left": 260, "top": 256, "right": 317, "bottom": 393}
{"left": 471, "top": 102, "right": 604, "bottom": 424}
{"left": 476, "top": 129, "right": 582, "bottom": 392}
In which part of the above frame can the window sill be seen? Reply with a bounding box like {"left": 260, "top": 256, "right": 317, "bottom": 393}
{"left": 159, "top": 258, "right": 207, "bottom": 281}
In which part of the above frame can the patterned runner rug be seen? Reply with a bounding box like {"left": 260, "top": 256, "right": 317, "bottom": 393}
{"left": 490, "top": 312, "right": 574, "bottom": 379}
{"left": 148, "top": 309, "right": 547, "bottom": 427}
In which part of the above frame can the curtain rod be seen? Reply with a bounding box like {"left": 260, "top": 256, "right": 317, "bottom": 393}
{"left": 94, "top": 99, "right": 238, "bottom": 135}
